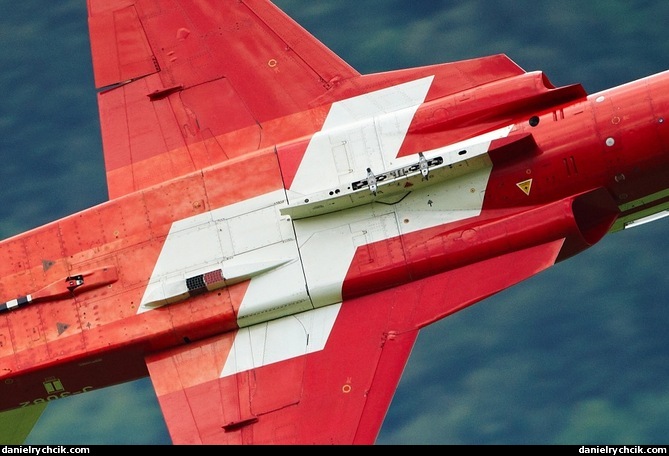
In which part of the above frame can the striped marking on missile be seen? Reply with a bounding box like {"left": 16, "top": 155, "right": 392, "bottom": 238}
{"left": 0, "top": 295, "right": 33, "bottom": 313}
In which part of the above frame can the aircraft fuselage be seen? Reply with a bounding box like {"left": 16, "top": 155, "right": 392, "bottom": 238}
{"left": 1, "top": 65, "right": 668, "bottom": 413}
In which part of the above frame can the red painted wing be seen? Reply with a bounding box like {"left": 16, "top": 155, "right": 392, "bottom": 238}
{"left": 87, "top": 0, "right": 360, "bottom": 199}
{"left": 145, "top": 311, "right": 417, "bottom": 445}
{"left": 145, "top": 239, "right": 563, "bottom": 444}
{"left": 86, "top": 1, "right": 529, "bottom": 199}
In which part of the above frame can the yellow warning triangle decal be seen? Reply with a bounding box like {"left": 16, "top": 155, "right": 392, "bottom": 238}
{"left": 516, "top": 178, "right": 532, "bottom": 195}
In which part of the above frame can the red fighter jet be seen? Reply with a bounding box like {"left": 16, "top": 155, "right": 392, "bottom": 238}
{"left": 0, "top": 0, "right": 668, "bottom": 445}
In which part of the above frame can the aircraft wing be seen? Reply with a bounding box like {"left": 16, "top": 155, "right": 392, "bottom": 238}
{"left": 86, "top": 0, "right": 527, "bottom": 200}
{"left": 145, "top": 239, "right": 564, "bottom": 444}
{"left": 87, "top": 0, "right": 360, "bottom": 199}
{"left": 84, "top": 0, "right": 565, "bottom": 445}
